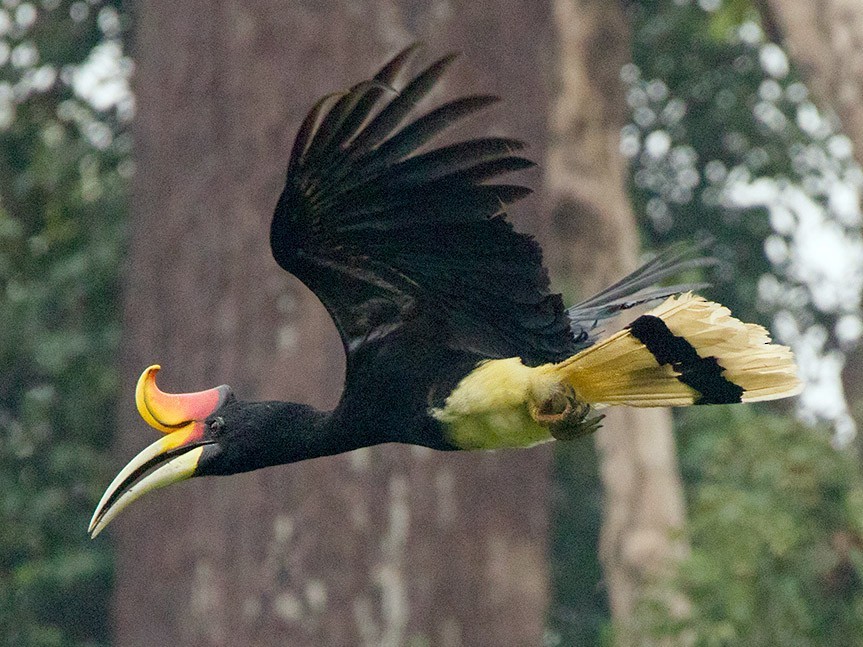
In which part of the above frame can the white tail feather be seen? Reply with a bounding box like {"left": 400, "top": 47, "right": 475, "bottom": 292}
{"left": 555, "top": 293, "right": 802, "bottom": 407}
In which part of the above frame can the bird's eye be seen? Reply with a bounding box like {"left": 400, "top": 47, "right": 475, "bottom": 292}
{"left": 209, "top": 416, "right": 225, "bottom": 434}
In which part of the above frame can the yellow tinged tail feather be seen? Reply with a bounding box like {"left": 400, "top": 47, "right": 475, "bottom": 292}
{"left": 555, "top": 293, "right": 802, "bottom": 407}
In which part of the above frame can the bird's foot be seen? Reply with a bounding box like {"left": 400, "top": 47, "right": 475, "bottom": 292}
{"left": 529, "top": 386, "right": 605, "bottom": 441}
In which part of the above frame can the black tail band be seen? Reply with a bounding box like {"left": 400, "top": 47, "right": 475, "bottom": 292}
{"left": 627, "top": 314, "right": 744, "bottom": 404}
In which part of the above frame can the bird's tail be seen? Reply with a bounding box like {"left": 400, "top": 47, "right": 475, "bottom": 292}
{"left": 552, "top": 293, "right": 802, "bottom": 407}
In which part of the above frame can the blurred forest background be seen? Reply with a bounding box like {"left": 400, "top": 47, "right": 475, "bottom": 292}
{"left": 2, "top": 0, "right": 863, "bottom": 645}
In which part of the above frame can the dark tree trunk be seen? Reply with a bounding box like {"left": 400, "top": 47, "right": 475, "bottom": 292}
{"left": 113, "top": 2, "right": 555, "bottom": 646}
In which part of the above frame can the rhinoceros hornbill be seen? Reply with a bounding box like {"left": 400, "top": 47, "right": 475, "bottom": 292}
{"left": 89, "top": 46, "right": 801, "bottom": 537}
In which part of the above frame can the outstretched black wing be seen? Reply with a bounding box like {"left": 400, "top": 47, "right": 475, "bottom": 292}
{"left": 270, "top": 46, "right": 574, "bottom": 367}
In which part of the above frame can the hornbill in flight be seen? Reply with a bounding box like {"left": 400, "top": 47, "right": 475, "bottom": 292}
{"left": 90, "top": 46, "right": 801, "bottom": 537}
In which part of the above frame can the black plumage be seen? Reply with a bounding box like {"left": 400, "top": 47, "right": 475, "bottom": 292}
{"left": 270, "top": 46, "right": 574, "bottom": 369}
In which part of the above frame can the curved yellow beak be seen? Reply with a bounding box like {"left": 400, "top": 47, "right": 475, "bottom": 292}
{"left": 88, "top": 365, "right": 231, "bottom": 538}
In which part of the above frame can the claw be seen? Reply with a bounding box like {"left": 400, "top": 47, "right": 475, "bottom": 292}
{"left": 529, "top": 386, "right": 604, "bottom": 441}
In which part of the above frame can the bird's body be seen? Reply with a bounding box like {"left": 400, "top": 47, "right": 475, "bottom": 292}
{"left": 90, "top": 46, "right": 802, "bottom": 537}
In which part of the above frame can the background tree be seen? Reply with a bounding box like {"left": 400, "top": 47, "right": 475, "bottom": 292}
{"left": 114, "top": 2, "right": 555, "bottom": 645}
{"left": 549, "top": 0, "right": 863, "bottom": 644}
{"left": 545, "top": 2, "right": 689, "bottom": 645}
{"left": 613, "top": 2, "right": 863, "bottom": 644}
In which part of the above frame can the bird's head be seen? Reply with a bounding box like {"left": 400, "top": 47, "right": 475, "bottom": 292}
{"left": 88, "top": 365, "right": 235, "bottom": 538}
{"left": 89, "top": 365, "right": 332, "bottom": 538}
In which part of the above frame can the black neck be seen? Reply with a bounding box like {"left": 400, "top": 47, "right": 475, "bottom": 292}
{"left": 267, "top": 401, "right": 365, "bottom": 464}
{"left": 280, "top": 402, "right": 375, "bottom": 463}
{"left": 209, "top": 400, "right": 375, "bottom": 475}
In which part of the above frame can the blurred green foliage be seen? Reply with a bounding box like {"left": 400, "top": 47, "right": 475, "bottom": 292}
{"left": 635, "top": 407, "right": 863, "bottom": 646}
{"left": 627, "top": 0, "right": 775, "bottom": 319}
{"left": 0, "top": 2, "right": 128, "bottom": 645}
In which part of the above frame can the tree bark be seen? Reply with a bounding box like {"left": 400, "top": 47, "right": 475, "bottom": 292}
{"left": 544, "top": 1, "right": 690, "bottom": 640}
{"left": 114, "top": 2, "right": 553, "bottom": 646}
{"left": 756, "top": 0, "right": 863, "bottom": 443}
{"left": 759, "top": 0, "right": 863, "bottom": 160}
